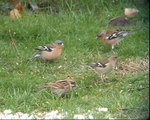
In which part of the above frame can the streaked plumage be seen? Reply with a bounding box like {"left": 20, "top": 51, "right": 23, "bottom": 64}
{"left": 38, "top": 79, "right": 76, "bottom": 97}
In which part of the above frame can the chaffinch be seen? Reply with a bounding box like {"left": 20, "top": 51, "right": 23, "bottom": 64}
{"left": 89, "top": 56, "right": 118, "bottom": 81}
{"left": 108, "top": 17, "right": 130, "bottom": 26}
{"left": 38, "top": 79, "right": 77, "bottom": 97}
{"left": 30, "top": 40, "right": 64, "bottom": 61}
{"left": 97, "top": 29, "right": 136, "bottom": 49}
{"left": 27, "top": 1, "right": 38, "bottom": 11}
{"left": 124, "top": 8, "right": 139, "bottom": 18}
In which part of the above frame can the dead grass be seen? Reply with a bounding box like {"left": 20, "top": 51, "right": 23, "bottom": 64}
{"left": 116, "top": 57, "right": 149, "bottom": 76}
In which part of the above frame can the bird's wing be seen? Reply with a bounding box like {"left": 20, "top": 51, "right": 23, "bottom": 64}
{"left": 34, "top": 44, "right": 55, "bottom": 52}
{"left": 106, "top": 29, "right": 129, "bottom": 40}
{"left": 90, "top": 61, "right": 106, "bottom": 68}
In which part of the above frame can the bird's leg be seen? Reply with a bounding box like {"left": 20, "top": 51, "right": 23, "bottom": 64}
{"left": 100, "top": 74, "right": 106, "bottom": 82}
{"left": 45, "top": 60, "right": 50, "bottom": 64}
{"left": 100, "top": 74, "right": 104, "bottom": 82}
{"left": 102, "top": 74, "right": 109, "bottom": 82}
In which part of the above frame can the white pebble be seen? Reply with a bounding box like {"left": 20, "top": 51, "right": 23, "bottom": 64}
{"left": 15, "top": 112, "right": 24, "bottom": 117}
{"left": 44, "top": 110, "right": 59, "bottom": 119}
{"left": 98, "top": 107, "right": 108, "bottom": 112}
{"left": 88, "top": 114, "right": 94, "bottom": 119}
{"left": 5, "top": 114, "right": 14, "bottom": 119}
{"left": 20, "top": 113, "right": 29, "bottom": 119}
{"left": 0, "top": 112, "right": 5, "bottom": 119}
{"left": 73, "top": 114, "right": 85, "bottom": 119}
{"left": 34, "top": 113, "right": 41, "bottom": 119}
{"left": 108, "top": 117, "right": 115, "bottom": 120}
{"left": 3, "top": 109, "right": 12, "bottom": 114}
{"left": 27, "top": 114, "right": 35, "bottom": 119}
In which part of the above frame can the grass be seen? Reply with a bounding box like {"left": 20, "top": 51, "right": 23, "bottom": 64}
{"left": 0, "top": 0, "right": 149, "bottom": 119}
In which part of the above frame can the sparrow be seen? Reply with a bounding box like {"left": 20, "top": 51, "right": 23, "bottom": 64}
{"left": 89, "top": 56, "right": 118, "bottom": 81}
{"left": 97, "top": 29, "right": 137, "bottom": 49}
{"left": 38, "top": 79, "right": 77, "bottom": 97}
{"left": 124, "top": 8, "right": 139, "bottom": 17}
{"left": 30, "top": 40, "right": 64, "bottom": 61}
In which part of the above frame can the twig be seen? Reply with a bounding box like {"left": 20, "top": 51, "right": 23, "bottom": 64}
{"left": 9, "top": 29, "right": 20, "bottom": 55}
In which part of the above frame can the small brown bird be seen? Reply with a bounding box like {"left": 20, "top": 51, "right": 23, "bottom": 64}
{"left": 38, "top": 79, "right": 77, "bottom": 97}
{"left": 30, "top": 40, "right": 64, "bottom": 61}
{"left": 97, "top": 29, "right": 137, "bottom": 49}
{"left": 108, "top": 17, "right": 130, "bottom": 26}
{"left": 27, "top": 1, "right": 38, "bottom": 11}
{"left": 124, "top": 8, "right": 139, "bottom": 17}
{"left": 89, "top": 56, "right": 118, "bottom": 81}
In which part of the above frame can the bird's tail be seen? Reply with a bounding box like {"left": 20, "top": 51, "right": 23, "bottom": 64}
{"left": 128, "top": 29, "right": 142, "bottom": 33}
{"left": 36, "top": 84, "right": 47, "bottom": 90}
{"left": 28, "top": 54, "right": 41, "bottom": 60}
{"left": 80, "top": 64, "right": 96, "bottom": 69}
{"left": 116, "top": 29, "right": 141, "bottom": 38}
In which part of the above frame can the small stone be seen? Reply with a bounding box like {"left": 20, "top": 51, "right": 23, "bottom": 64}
{"left": 88, "top": 114, "right": 94, "bottom": 119}
{"left": 98, "top": 107, "right": 108, "bottom": 112}
{"left": 73, "top": 114, "right": 85, "bottom": 119}
{"left": 3, "top": 109, "right": 12, "bottom": 114}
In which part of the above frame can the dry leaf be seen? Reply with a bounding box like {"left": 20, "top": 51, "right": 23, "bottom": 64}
{"left": 124, "top": 8, "right": 139, "bottom": 17}
{"left": 10, "top": 8, "right": 21, "bottom": 20}
{"left": 117, "top": 57, "right": 149, "bottom": 75}
{"left": 15, "top": 2, "right": 23, "bottom": 13}
{"left": 82, "top": 95, "right": 88, "bottom": 100}
{"left": 9, "top": 0, "right": 17, "bottom": 4}
{"left": 11, "top": 38, "right": 16, "bottom": 45}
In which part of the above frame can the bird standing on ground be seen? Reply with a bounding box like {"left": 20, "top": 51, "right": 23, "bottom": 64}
{"left": 89, "top": 56, "right": 118, "bottom": 81}
{"left": 108, "top": 17, "right": 130, "bottom": 26}
{"left": 108, "top": 8, "right": 139, "bottom": 26}
{"left": 97, "top": 29, "right": 137, "bottom": 49}
{"left": 30, "top": 40, "right": 64, "bottom": 61}
{"left": 38, "top": 79, "right": 77, "bottom": 97}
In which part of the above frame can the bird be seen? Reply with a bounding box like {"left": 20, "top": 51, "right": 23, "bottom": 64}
{"left": 38, "top": 79, "right": 77, "bottom": 97}
{"left": 27, "top": 1, "right": 38, "bottom": 12}
{"left": 108, "top": 8, "right": 138, "bottom": 26}
{"left": 108, "top": 17, "right": 130, "bottom": 26}
{"left": 97, "top": 29, "right": 138, "bottom": 49}
{"left": 124, "top": 8, "right": 139, "bottom": 18}
{"left": 89, "top": 56, "right": 118, "bottom": 81}
{"left": 30, "top": 40, "right": 64, "bottom": 61}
